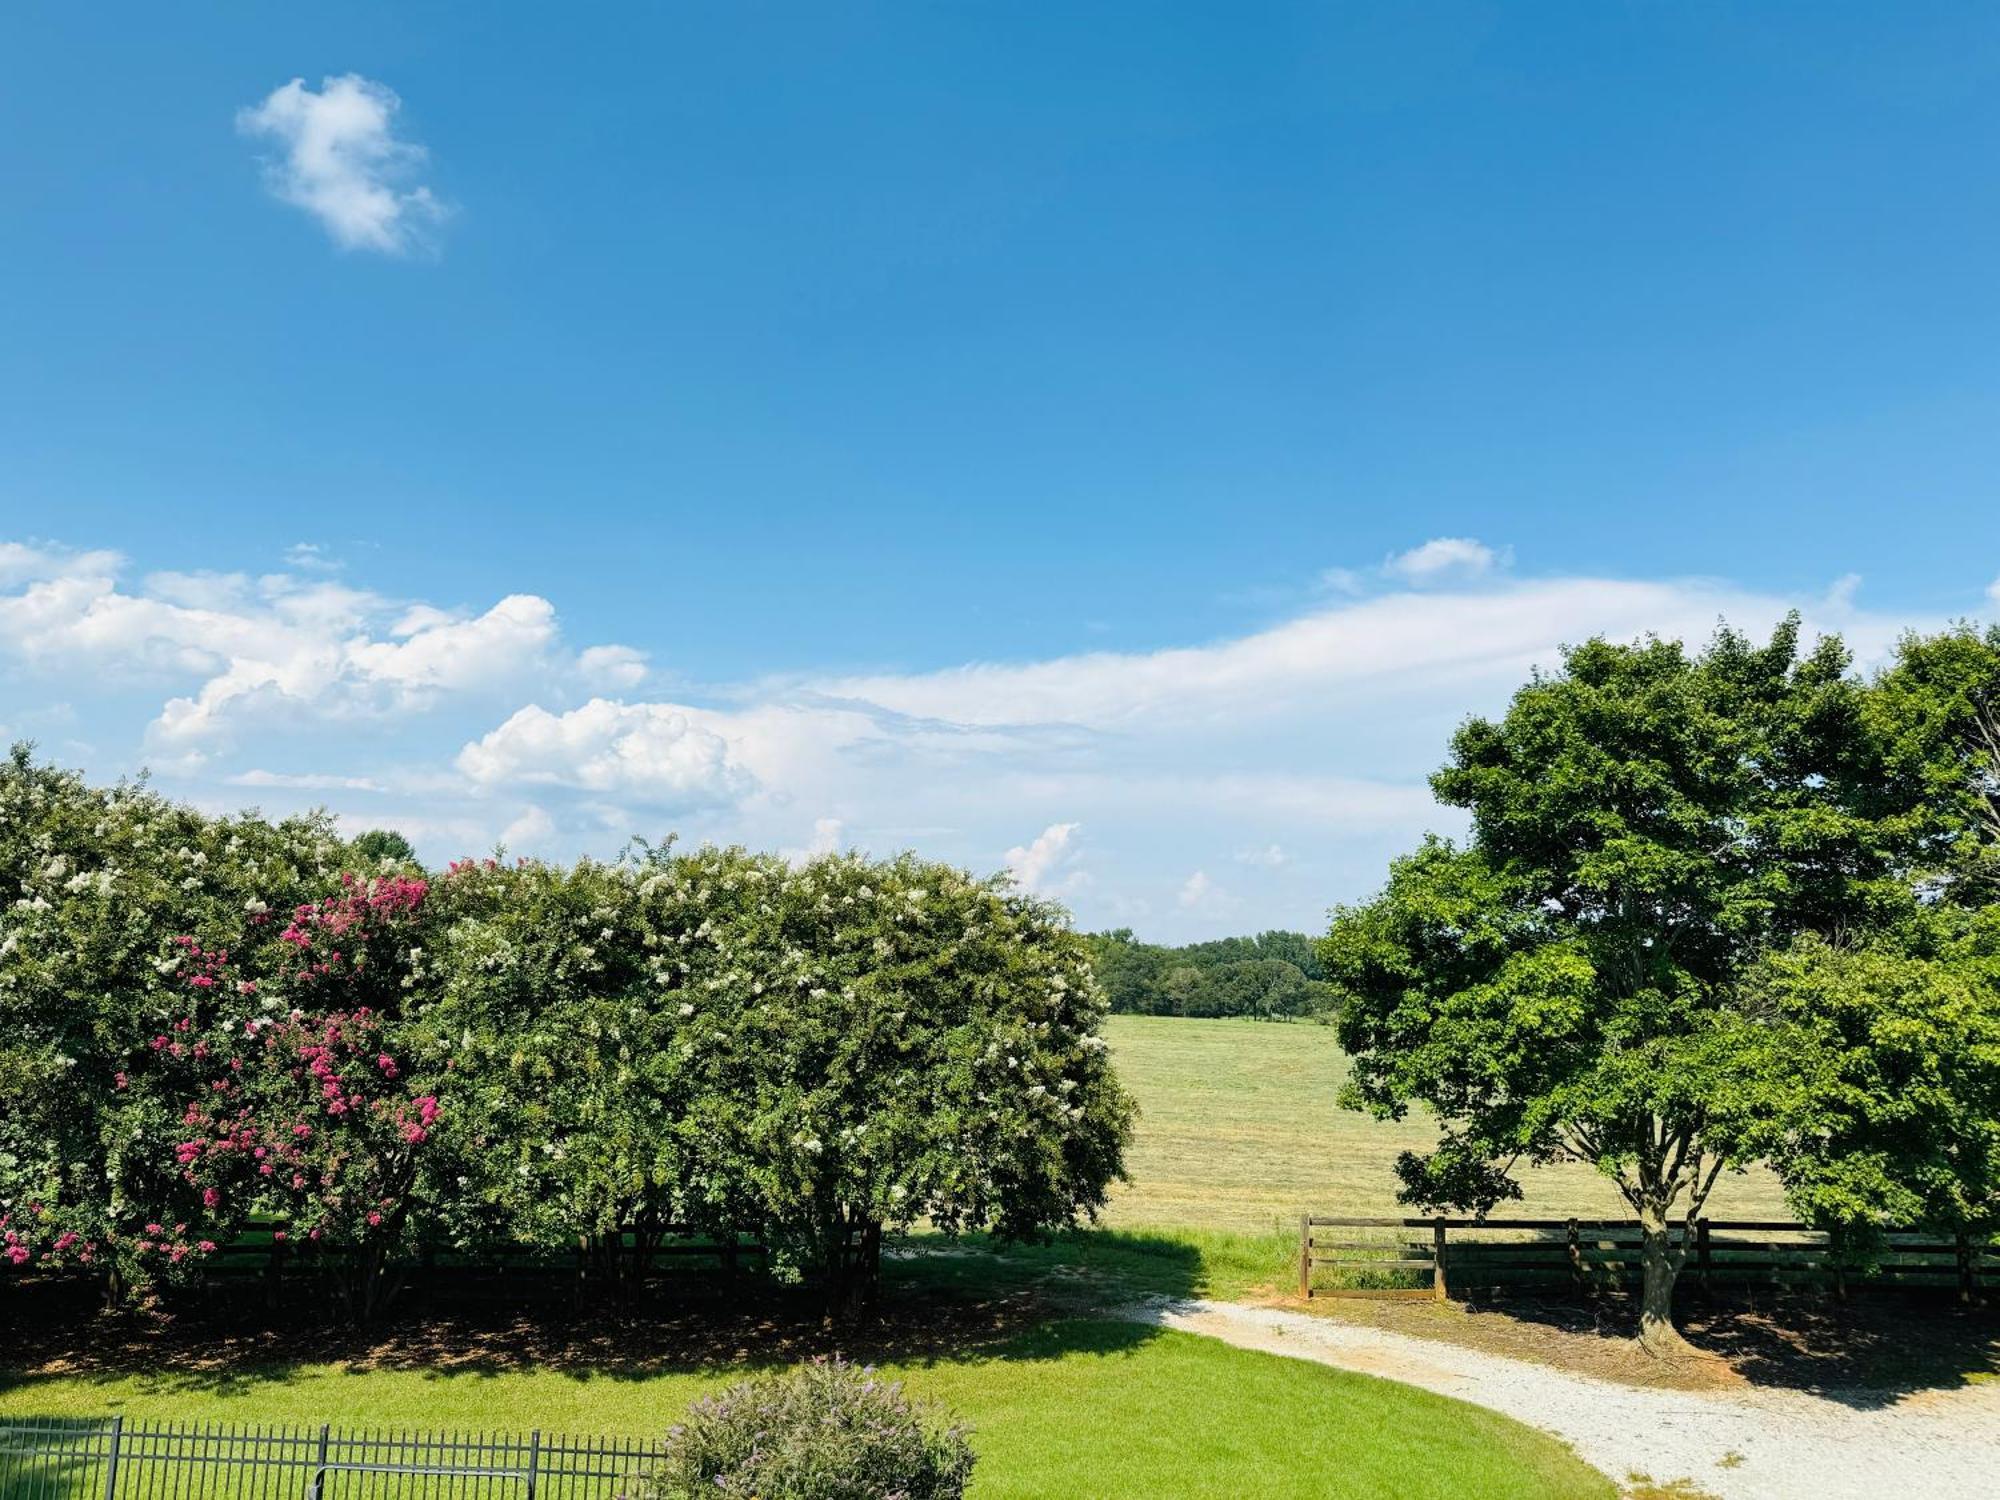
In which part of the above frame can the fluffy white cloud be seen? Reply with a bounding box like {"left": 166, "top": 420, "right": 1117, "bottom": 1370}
{"left": 457, "top": 698, "right": 751, "bottom": 805}
{"left": 1988, "top": 574, "right": 2000, "bottom": 609}
{"left": 578, "top": 644, "right": 650, "bottom": 690}
{"left": 237, "top": 75, "right": 446, "bottom": 255}
{"left": 1383, "top": 536, "right": 1507, "bottom": 584}
{"left": 0, "top": 545, "right": 623, "bottom": 750}
{"left": 1236, "top": 843, "right": 1289, "bottom": 868}
{"left": 1004, "top": 822, "right": 1082, "bottom": 894}
{"left": 0, "top": 542, "right": 124, "bottom": 587}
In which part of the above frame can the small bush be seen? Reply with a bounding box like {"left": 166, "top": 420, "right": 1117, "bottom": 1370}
{"left": 636, "top": 1356, "right": 976, "bottom": 1500}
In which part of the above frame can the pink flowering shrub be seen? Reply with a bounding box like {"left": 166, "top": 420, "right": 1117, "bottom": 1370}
{"left": 59, "top": 873, "right": 448, "bottom": 1308}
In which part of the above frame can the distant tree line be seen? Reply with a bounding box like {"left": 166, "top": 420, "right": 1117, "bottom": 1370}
{"left": 1084, "top": 928, "right": 1332, "bottom": 1019}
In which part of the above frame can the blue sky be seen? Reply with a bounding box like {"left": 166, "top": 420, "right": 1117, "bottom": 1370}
{"left": 3, "top": 2, "right": 1998, "bottom": 939}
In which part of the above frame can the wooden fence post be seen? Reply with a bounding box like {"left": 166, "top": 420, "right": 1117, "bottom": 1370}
{"left": 1696, "top": 1218, "right": 1712, "bottom": 1295}
{"left": 1566, "top": 1218, "right": 1581, "bottom": 1296}
{"left": 1298, "top": 1216, "right": 1311, "bottom": 1300}
{"left": 1957, "top": 1230, "right": 1975, "bottom": 1305}
{"left": 1432, "top": 1220, "right": 1448, "bottom": 1302}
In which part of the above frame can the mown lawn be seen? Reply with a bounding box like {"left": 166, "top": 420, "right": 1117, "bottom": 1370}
{"left": 1102, "top": 1015, "right": 1790, "bottom": 1230}
{"left": 0, "top": 1317, "right": 1611, "bottom": 1500}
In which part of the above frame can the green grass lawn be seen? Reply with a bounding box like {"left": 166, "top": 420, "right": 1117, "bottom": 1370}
{"left": 1102, "top": 1015, "right": 1790, "bottom": 1231}
{"left": 0, "top": 1318, "right": 1611, "bottom": 1500}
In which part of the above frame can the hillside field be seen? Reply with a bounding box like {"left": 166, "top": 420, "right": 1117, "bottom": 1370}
{"left": 1100, "top": 1015, "right": 1790, "bottom": 1231}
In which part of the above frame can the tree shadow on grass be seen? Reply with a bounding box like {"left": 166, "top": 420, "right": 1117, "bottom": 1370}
{"left": 0, "top": 1233, "right": 1201, "bottom": 1403}
{"left": 1452, "top": 1288, "right": 2000, "bottom": 1405}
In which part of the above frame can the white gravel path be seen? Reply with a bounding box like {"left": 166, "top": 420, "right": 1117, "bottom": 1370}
{"left": 1117, "top": 1297, "right": 2000, "bottom": 1499}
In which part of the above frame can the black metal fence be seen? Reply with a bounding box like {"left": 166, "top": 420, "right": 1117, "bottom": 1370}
{"left": 0, "top": 1420, "right": 665, "bottom": 1500}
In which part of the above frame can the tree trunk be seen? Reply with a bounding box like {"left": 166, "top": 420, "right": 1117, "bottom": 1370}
{"left": 1636, "top": 1205, "right": 1697, "bottom": 1357}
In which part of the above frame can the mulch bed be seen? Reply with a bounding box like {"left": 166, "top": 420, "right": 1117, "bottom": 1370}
{"left": 2, "top": 1275, "right": 1053, "bottom": 1380}
{"left": 1284, "top": 1284, "right": 2000, "bottom": 1394}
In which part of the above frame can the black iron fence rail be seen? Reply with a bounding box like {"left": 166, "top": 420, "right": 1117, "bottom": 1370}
{"left": 0, "top": 1419, "right": 664, "bottom": 1500}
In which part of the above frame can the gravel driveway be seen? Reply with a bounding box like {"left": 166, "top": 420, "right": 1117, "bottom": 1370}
{"left": 1118, "top": 1297, "right": 2000, "bottom": 1499}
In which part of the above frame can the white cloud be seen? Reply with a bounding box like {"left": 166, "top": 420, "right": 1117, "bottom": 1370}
{"left": 1005, "top": 822, "right": 1083, "bottom": 895}
{"left": 0, "top": 547, "right": 617, "bottom": 750}
{"left": 578, "top": 643, "right": 650, "bottom": 690}
{"left": 1382, "top": 536, "right": 1506, "bottom": 585}
{"left": 457, "top": 698, "right": 751, "bottom": 806}
{"left": 1987, "top": 574, "right": 2000, "bottom": 609}
{"left": 500, "top": 804, "right": 557, "bottom": 853}
{"left": 1178, "top": 870, "right": 1217, "bottom": 908}
{"left": 0, "top": 542, "right": 124, "bottom": 587}
{"left": 237, "top": 74, "right": 446, "bottom": 255}
{"left": 810, "top": 574, "right": 1898, "bottom": 732}
{"left": 285, "top": 543, "right": 340, "bottom": 574}
{"left": 1236, "top": 843, "right": 1289, "bottom": 868}
{"left": 228, "top": 768, "right": 385, "bottom": 792}
{"left": 783, "top": 816, "right": 845, "bottom": 865}
{"left": 153, "top": 594, "right": 559, "bottom": 746}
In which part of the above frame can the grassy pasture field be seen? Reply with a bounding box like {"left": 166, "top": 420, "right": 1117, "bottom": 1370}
{"left": 1100, "top": 1015, "right": 1791, "bottom": 1231}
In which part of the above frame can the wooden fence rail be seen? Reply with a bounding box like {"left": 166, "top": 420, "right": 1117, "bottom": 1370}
{"left": 1298, "top": 1215, "right": 1999, "bottom": 1303}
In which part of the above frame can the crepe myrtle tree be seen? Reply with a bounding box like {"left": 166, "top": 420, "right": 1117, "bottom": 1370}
{"left": 0, "top": 745, "right": 346, "bottom": 1292}
{"left": 661, "top": 846, "right": 1134, "bottom": 1311}
{"left": 1322, "top": 621, "right": 1908, "bottom": 1355}
{"left": 91, "top": 872, "right": 445, "bottom": 1318}
{"left": 410, "top": 853, "right": 697, "bottom": 1290}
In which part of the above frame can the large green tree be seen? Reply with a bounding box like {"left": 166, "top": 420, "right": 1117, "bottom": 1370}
{"left": 1321, "top": 620, "right": 1906, "bottom": 1354}
{"left": 1750, "top": 626, "right": 2000, "bottom": 1258}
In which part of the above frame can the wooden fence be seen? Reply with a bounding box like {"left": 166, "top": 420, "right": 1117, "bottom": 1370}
{"left": 1298, "top": 1215, "right": 2000, "bottom": 1302}
{"left": 10, "top": 1223, "right": 767, "bottom": 1310}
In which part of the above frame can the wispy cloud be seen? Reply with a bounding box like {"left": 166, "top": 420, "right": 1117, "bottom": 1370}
{"left": 1382, "top": 536, "right": 1508, "bottom": 585}
{"left": 237, "top": 75, "right": 447, "bottom": 255}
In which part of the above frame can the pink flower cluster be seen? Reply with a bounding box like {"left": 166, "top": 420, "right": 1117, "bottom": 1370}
{"left": 1, "top": 1206, "right": 99, "bottom": 1271}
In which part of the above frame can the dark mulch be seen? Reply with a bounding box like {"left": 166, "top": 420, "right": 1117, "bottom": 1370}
{"left": 1295, "top": 1283, "right": 2000, "bottom": 1397}
{"left": 1, "top": 1273, "right": 1052, "bottom": 1382}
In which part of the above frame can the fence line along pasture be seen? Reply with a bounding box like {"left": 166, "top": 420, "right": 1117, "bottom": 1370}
{"left": 0, "top": 1418, "right": 666, "bottom": 1500}
{"left": 1298, "top": 1216, "right": 2000, "bottom": 1302}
